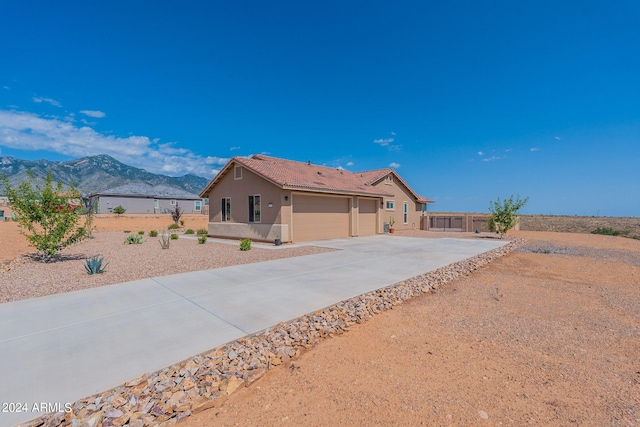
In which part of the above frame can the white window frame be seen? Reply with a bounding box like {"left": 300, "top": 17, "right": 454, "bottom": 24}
{"left": 386, "top": 200, "right": 395, "bottom": 211}
{"left": 234, "top": 166, "right": 242, "bottom": 180}
{"left": 154, "top": 199, "right": 159, "bottom": 209}
{"left": 194, "top": 200, "right": 202, "bottom": 212}
{"left": 248, "top": 194, "right": 261, "bottom": 223}
{"left": 221, "top": 197, "right": 231, "bottom": 222}
{"left": 403, "top": 202, "right": 409, "bottom": 224}
{"left": 170, "top": 199, "right": 176, "bottom": 206}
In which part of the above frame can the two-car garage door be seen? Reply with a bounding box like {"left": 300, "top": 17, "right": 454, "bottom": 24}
{"left": 292, "top": 194, "right": 379, "bottom": 242}
{"left": 292, "top": 195, "right": 350, "bottom": 242}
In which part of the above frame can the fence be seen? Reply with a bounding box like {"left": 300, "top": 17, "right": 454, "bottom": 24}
{"left": 421, "top": 214, "right": 494, "bottom": 232}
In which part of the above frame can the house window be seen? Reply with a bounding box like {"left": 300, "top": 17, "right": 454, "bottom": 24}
{"left": 386, "top": 200, "right": 395, "bottom": 210}
{"left": 234, "top": 166, "right": 242, "bottom": 180}
{"left": 154, "top": 200, "right": 159, "bottom": 209}
{"left": 403, "top": 202, "right": 409, "bottom": 224}
{"left": 248, "top": 195, "right": 261, "bottom": 223}
{"left": 194, "top": 200, "right": 202, "bottom": 212}
{"left": 170, "top": 200, "right": 176, "bottom": 206}
{"left": 385, "top": 174, "right": 393, "bottom": 185}
{"left": 221, "top": 198, "right": 231, "bottom": 222}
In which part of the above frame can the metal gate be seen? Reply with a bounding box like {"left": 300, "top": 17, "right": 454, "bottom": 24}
{"left": 429, "top": 216, "right": 463, "bottom": 231}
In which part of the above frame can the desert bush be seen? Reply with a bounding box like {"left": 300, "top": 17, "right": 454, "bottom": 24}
{"left": 170, "top": 233, "right": 179, "bottom": 240}
{"left": 198, "top": 235, "right": 207, "bottom": 244}
{"left": 123, "top": 230, "right": 131, "bottom": 233}
{"left": 137, "top": 230, "right": 144, "bottom": 235}
{"left": 113, "top": 205, "right": 126, "bottom": 216}
{"left": 124, "top": 234, "right": 144, "bottom": 244}
{"left": 170, "top": 203, "right": 183, "bottom": 224}
{"left": 197, "top": 228, "right": 208, "bottom": 235}
{"left": 85, "top": 255, "right": 108, "bottom": 275}
{"left": 1, "top": 171, "right": 88, "bottom": 261}
{"left": 149, "top": 230, "right": 158, "bottom": 237}
{"left": 184, "top": 229, "right": 195, "bottom": 234}
{"left": 591, "top": 227, "right": 629, "bottom": 237}
{"left": 159, "top": 230, "right": 170, "bottom": 249}
{"left": 168, "top": 223, "right": 180, "bottom": 230}
{"left": 488, "top": 195, "right": 529, "bottom": 239}
{"left": 240, "top": 238, "right": 252, "bottom": 251}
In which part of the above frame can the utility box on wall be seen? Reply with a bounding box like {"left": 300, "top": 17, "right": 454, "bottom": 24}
{"left": 383, "top": 222, "right": 390, "bottom": 233}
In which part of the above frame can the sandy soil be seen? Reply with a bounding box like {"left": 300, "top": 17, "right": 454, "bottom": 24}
{"left": 0, "top": 210, "right": 209, "bottom": 264}
{"left": 181, "top": 230, "right": 640, "bottom": 427}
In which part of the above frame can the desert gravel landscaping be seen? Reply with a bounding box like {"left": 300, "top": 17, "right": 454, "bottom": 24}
{"left": 2, "top": 212, "right": 640, "bottom": 426}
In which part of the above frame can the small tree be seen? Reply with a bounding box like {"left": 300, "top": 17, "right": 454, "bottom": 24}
{"left": 488, "top": 195, "right": 529, "bottom": 239}
{"left": 1, "top": 171, "right": 88, "bottom": 261}
{"left": 170, "top": 202, "right": 183, "bottom": 225}
{"left": 113, "top": 205, "right": 126, "bottom": 216}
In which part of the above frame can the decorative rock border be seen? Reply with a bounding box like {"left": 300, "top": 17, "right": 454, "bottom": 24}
{"left": 18, "top": 239, "right": 522, "bottom": 427}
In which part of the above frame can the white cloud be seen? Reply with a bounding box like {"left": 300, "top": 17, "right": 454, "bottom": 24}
{"left": 2, "top": 86, "right": 9, "bottom": 91}
{"left": 33, "top": 96, "right": 62, "bottom": 107}
{"left": 388, "top": 144, "right": 402, "bottom": 152}
{"left": 554, "top": 136, "right": 562, "bottom": 140}
{"left": 389, "top": 162, "right": 401, "bottom": 168}
{"left": 391, "top": 131, "right": 397, "bottom": 136}
{"left": 373, "top": 138, "right": 394, "bottom": 146}
{"left": 346, "top": 161, "right": 354, "bottom": 166}
{"left": 530, "top": 147, "right": 539, "bottom": 152}
{"left": 482, "top": 156, "right": 501, "bottom": 162}
{"left": 0, "top": 109, "right": 228, "bottom": 177}
{"left": 80, "top": 110, "right": 106, "bottom": 118}
{"left": 230, "top": 146, "right": 241, "bottom": 151}
{"left": 478, "top": 151, "right": 484, "bottom": 156}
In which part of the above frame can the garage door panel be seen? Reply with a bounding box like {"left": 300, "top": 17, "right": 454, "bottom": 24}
{"left": 293, "top": 195, "right": 349, "bottom": 241}
{"left": 358, "top": 198, "right": 377, "bottom": 236}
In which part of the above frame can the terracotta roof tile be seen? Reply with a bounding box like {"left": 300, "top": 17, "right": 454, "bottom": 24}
{"left": 201, "top": 155, "right": 433, "bottom": 203}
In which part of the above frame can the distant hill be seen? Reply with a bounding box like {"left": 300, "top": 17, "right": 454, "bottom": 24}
{"left": 0, "top": 154, "right": 210, "bottom": 195}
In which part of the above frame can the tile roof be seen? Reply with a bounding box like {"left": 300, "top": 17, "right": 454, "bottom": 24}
{"left": 200, "top": 155, "right": 433, "bottom": 203}
{"left": 91, "top": 183, "right": 201, "bottom": 199}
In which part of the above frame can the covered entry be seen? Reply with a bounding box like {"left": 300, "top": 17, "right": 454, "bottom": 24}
{"left": 292, "top": 194, "right": 350, "bottom": 241}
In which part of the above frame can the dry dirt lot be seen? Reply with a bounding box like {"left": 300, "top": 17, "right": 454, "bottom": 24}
{"left": 182, "top": 230, "right": 640, "bottom": 427}
{"left": 2, "top": 212, "right": 640, "bottom": 425}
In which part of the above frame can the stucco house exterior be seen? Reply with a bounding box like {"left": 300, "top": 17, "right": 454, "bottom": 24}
{"left": 87, "top": 183, "right": 203, "bottom": 214}
{"left": 199, "top": 155, "right": 433, "bottom": 243}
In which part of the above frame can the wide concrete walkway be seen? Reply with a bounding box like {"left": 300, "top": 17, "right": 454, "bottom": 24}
{"left": 0, "top": 235, "right": 507, "bottom": 426}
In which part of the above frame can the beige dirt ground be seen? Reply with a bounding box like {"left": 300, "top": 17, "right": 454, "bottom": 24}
{"left": 181, "top": 230, "right": 640, "bottom": 427}
{"left": 0, "top": 209, "right": 209, "bottom": 264}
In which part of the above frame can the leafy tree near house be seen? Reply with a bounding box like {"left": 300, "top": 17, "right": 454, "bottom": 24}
{"left": 488, "top": 195, "right": 529, "bottom": 239}
{"left": 170, "top": 202, "right": 183, "bottom": 224}
{"left": 1, "top": 171, "right": 88, "bottom": 261}
{"left": 113, "top": 205, "right": 126, "bottom": 216}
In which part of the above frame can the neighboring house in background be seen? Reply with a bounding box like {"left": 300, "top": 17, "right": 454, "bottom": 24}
{"left": 86, "top": 183, "right": 204, "bottom": 214}
{"left": 199, "top": 155, "right": 433, "bottom": 243}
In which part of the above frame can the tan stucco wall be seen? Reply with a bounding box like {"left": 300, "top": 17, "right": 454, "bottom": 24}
{"left": 208, "top": 167, "right": 291, "bottom": 242}
{"left": 372, "top": 175, "right": 425, "bottom": 232}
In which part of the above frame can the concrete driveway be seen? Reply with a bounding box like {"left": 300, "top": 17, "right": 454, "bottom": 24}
{"left": 0, "top": 235, "right": 507, "bottom": 426}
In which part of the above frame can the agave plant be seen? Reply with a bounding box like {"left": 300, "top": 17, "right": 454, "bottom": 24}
{"left": 124, "top": 234, "right": 144, "bottom": 244}
{"left": 85, "top": 255, "right": 108, "bottom": 275}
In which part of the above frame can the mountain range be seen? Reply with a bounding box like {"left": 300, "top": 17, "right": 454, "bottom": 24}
{"left": 0, "top": 154, "right": 210, "bottom": 195}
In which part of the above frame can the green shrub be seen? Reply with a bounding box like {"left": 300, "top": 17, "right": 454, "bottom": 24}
{"left": 240, "top": 238, "right": 252, "bottom": 251}
{"left": 198, "top": 235, "right": 207, "bottom": 244}
{"left": 184, "top": 229, "right": 195, "bottom": 234}
{"left": 123, "top": 230, "right": 131, "bottom": 233}
{"left": 124, "top": 234, "right": 144, "bottom": 244}
{"left": 113, "top": 205, "right": 126, "bottom": 216}
{"left": 591, "top": 227, "right": 629, "bottom": 237}
{"left": 149, "top": 230, "right": 158, "bottom": 237}
{"left": 197, "top": 228, "right": 208, "bottom": 235}
{"left": 138, "top": 230, "right": 144, "bottom": 235}
{"left": 170, "top": 233, "right": 179, "bottom": 240}
{"left": 85, "top": 255, "right": 108, "bottom": 275}
{"left": 168, "top": 223, "right": 180, "bottom": 230}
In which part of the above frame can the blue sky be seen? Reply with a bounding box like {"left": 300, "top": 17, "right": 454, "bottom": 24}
{"left": 1, "top": 1, "right": 638, "bottom": 216}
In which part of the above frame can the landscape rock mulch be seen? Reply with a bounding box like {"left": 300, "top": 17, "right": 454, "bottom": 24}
{"left": 18, "top": 239, "right": 523, "bottom": 427}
